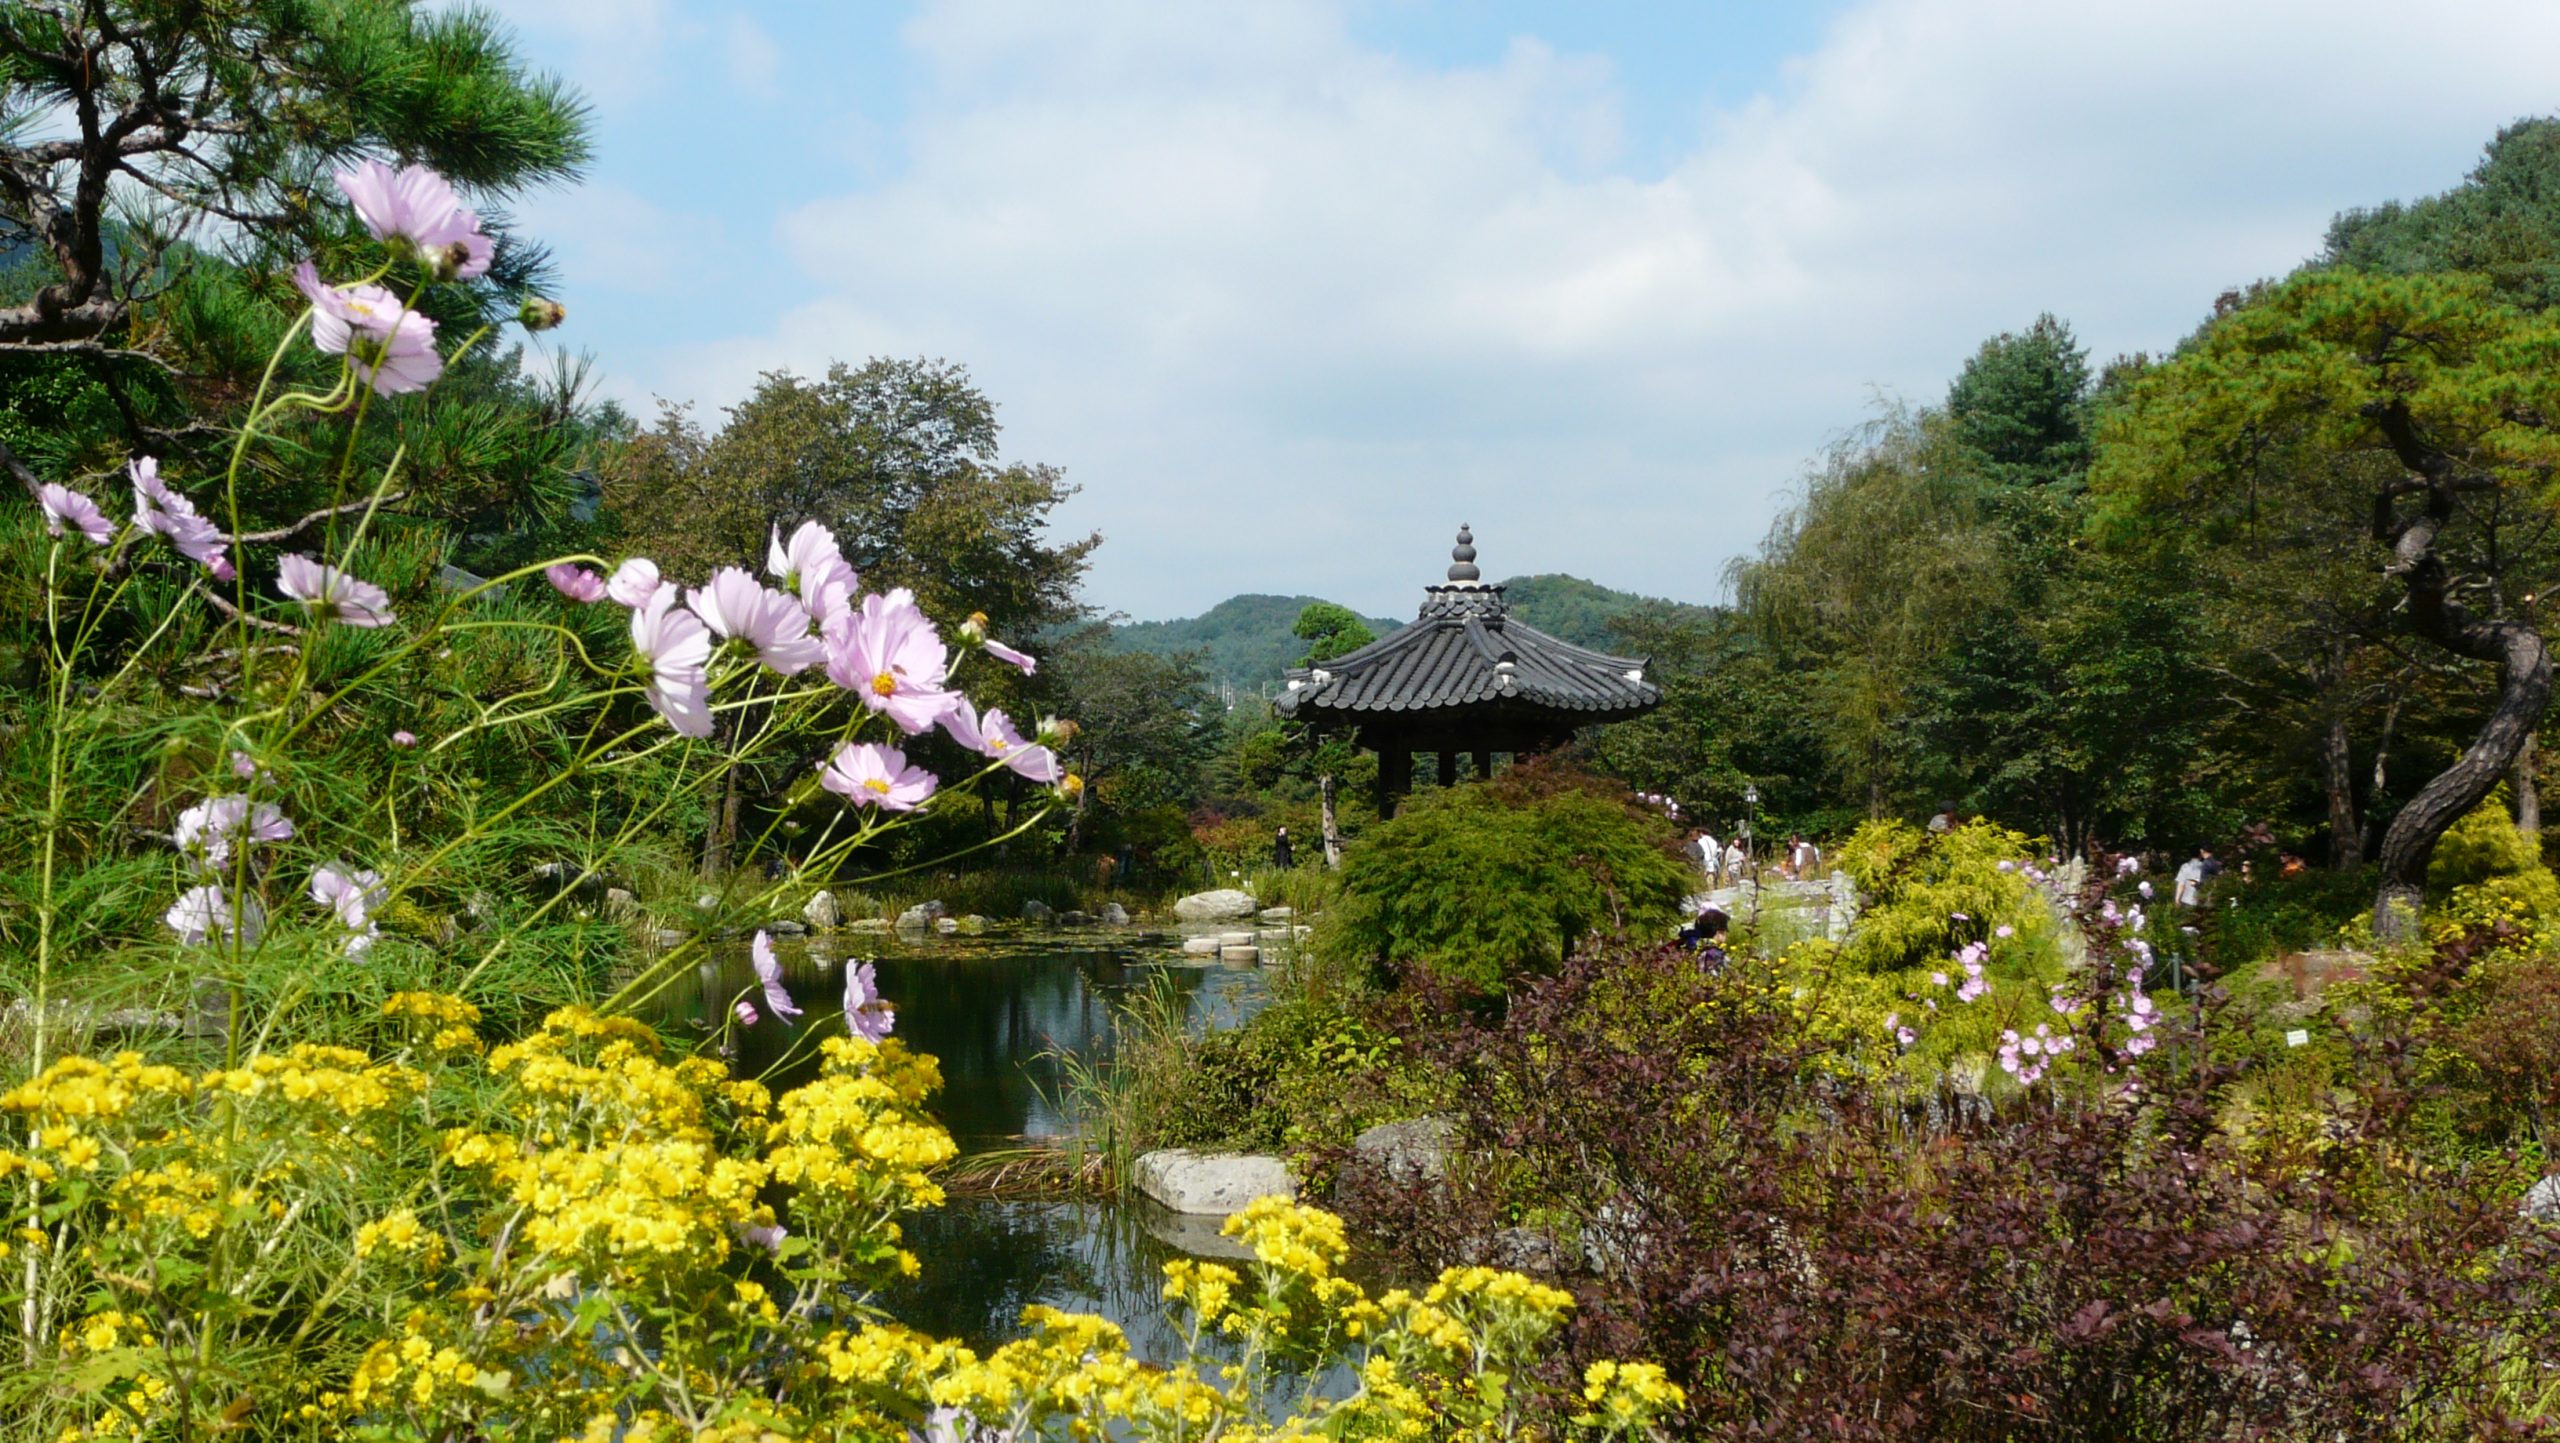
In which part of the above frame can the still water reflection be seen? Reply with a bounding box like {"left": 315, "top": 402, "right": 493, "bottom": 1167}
{"left": 656, "top": 928, "right": 1273, "bottom": 1355}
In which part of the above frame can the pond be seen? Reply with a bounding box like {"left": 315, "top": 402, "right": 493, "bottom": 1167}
{"left": 654, "top": 927, "right": 1273, "bottom": 1357}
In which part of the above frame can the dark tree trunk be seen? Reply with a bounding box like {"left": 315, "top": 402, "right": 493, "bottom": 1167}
{"left": 2322, "top": 712, "right": 2363, "bottom": 869}
{"left": 2368, "top": 411, "right": 2555, "bottom": 939}
{"left": 2516, "top": 731, "right": 2541, "bottom": 838}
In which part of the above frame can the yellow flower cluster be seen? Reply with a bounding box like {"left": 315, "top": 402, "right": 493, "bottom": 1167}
{"left": 1579, "top": 1359, "right": 1688, "bottom": 1429}
{"left": 766, "top": 1038, "right": 956, "bottom": 1211}
{"left": 346, "top": 1315, "right": 506, "bottom": 1410}
{"left": 1, "top": 1051, "right": 194, "bottom": 1120}
{"left": 203, "top": 1043, "right": 423, "bottom": 1116}
{"left": 354, "top": 1207, "right": 446, "bottom": 1266}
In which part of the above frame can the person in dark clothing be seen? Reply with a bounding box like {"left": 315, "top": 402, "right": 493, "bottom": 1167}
{"left": 1678, "top": 906, "right": 1730, "bottom": 965}
{"left": 1272, "top": 826, "right": 1294, "bottom": 869}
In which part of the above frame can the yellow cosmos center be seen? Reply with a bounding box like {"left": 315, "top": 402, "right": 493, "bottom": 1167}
{"left": 864, "top": 778, "right": 890, "bottom": 795}
{"left": 870, "top": 672, "right": 897, "bottom": 697}
{"left": 989, "top": 738, "right": 1009, "bottom": 752}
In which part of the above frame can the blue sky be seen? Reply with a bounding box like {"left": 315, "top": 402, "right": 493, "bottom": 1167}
{"left": 482, "top": 0, "right": 2560, "bottom": 622}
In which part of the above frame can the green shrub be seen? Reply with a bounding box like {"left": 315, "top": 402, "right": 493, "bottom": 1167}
{"left": 1316, "top": 765, "right": 1693, "bottom": 995}
{"left": 1831, "top": 818, "right": 2054, "bottom": 974}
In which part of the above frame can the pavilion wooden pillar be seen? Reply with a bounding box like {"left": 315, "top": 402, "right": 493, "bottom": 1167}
{"left": 1376, "top": 747, "right": 1412, "bottom": 818}
{"left": 1437, "top": 749, "right": 1458, "bottom": 788}
{"left": 1475, "top": 750, "right": 1494, "bottom": 780}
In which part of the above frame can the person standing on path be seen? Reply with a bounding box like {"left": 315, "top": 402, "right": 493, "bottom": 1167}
{"left": 2173, "top": 847, "right": 2216, "bottom": 908}
{"left": 1272, "top": 826, "right": 1294, "bottom": 870}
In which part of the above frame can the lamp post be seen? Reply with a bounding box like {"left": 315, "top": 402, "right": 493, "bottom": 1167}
{"left": 1742, "top": 783, "right": 1762, "bottom": 938}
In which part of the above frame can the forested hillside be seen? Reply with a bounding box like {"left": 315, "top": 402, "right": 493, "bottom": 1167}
{"left": 1111, "top": 575, "right": 1708, "bottom": 690}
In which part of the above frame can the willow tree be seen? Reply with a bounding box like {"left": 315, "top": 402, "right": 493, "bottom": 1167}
{"left": 1735, "top": 407, "right": 2001, "bottom": 817}
{"left": 2095, "top": 269, "right": 2560, "bottom": 935}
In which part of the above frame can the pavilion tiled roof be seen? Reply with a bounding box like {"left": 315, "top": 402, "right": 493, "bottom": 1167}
{"left": 1275, "top": 526, "right": 1660, "bottom": 728}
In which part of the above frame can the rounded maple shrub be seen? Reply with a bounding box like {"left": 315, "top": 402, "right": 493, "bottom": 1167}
{"left": 1315, "top": 759, "right": 1693, "bottom": 995}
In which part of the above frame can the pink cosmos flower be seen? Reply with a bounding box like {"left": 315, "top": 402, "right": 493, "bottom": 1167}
{"left": 1994, "top": 924, "right": 2015, "bottom": 939}
{"left": 734, "top": 1220, "right": 789, "bottom": 1253}
{"left": 391, "top": 729, "right": 419, "bottom": 748}
{"left": 843, "top": 961, "right": 895, "bottom": 1044}
{"left": 294, "top": 262, "right": 442, "bottom": 396}
{"left": 130, "top": 457, "right": 233, "bottom": 579}
{"left": 334, "top": 161, "right": 493, "bottom": 280}
{"left": 630, "top": 587, "right": 714, "bottom": 738}
{"left": 309, "top": 863, "right": 384, "bottom": 931}
{"left": 983, "top": 637, "right": 1037, "bottom": 675}
{"left": 822, "top": 588, "right": 957, "bottom": 734}
{"left": 982, "top": 708, "right": 1063, "bottom": 783}
{"left": 229, "top": 750, "right": 262, "bottom": 781}
{"left": 278, "top": 553, "right": 397, "bottom": 627}
{"left": 310, "top": 862, "right": 384, "bottom": 957}
{"left": 606, "top": 558, "right": 662, "bottom": 608}
{"left": 174, "top": 795, "right": 292, "bottom": 871}
{"left": 1929, "top": 971, "right": 1948, "bottom": 988}
{"left": 820, "top": 741, "right": 937, "bottom": 812}
{"left": 751, "top": 930, "right": 803, "bottom": 1020}
{"left": 688, "top": 567, "right": 826, "bottom": 676}
{"left": 37, "top": 483, "right": 112, "bottom": 544}
{"left": 546, "top": 563, "right": 607, "bottom": 602}
{"left": 936, "top": 701, "right": 1061, "bottom": 781}
{"left": 766, "top": 521, "right": 856, "bottom": 619}
{"left": 166, "top": 884, "right": 263, "bottom": 948}
{"left": 735, "top": 999, "right": 760, "bottom": 1026}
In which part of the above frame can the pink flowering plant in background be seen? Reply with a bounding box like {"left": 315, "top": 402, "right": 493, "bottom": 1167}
{"left": 16, "top": 154, "right": 1081, "bottom": 1096}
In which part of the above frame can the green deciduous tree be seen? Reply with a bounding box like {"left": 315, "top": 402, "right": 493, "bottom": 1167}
{"left": 604, "top": 359, "right": 1095, "bottom": 647}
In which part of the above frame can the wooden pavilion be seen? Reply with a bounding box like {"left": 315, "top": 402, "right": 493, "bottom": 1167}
{"left": 1275, "top": 526, "right": 1661, "bottom": 815}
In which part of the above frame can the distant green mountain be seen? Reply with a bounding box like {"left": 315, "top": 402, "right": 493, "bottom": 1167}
{"left": 1108, "top": 577, "right": 1712, "bottom": 692}
{"left": 1108, "top": 594, "right": 1399, "bottom": 695}
{"left": 1497, "top": 573, "right": 1714, "bottom": 652}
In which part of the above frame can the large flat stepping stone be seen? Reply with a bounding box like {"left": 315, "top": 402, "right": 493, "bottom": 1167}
{"left": 1173, "top": 889, "right": 1258, "bottom": 921}
{"left": 1133, "top": 1148, "right": 1295, "bottom": 1215}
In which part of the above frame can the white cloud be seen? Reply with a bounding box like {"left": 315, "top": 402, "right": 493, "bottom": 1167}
{"left": 722, "top": 15, "right": 784, "bottom": 93}
{"left": 513, "top": 181, "right": 716, "bottom": 297}
{"left": 613, "top": 0, "right": 2560, "bottom": 620}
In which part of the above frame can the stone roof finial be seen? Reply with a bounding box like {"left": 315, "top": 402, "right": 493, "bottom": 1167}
{"left": 1447, "top": 524, "right": 1480, "bottom": 584}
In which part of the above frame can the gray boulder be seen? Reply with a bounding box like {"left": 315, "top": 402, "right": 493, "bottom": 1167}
{"left": 768, "top": 919, "right": 807, "bottom": 936}
{"left": 1257, "top": 906, "right": 1295, "bottom": 922}
{"left": 604, "top": 887, "right": 642, "bottom": 921}
{"left": 2526, "top": 1175, "right": 2560, "bottom": 1225}
{"left": 803, "top": 890, "right": 843, "bottom": 930}
{"left": 1059, "top": 909, "right": 1095, "bottom": 927}
{"left": 1353, "top": 1116, "right": 1454, "bottom": 1185}
{"left": 1181, "top": 936, "right": 1223, "bottom": 956}
{"left": 1100, "top": 902, "right": 1131, "bottom": 926}
{"left": 933, "top": 916, "right": 960, "bottom": 934}
{"left": 1023, "top": 899, "right": 1054, "bottom": 923}
{"left": 1173, "top": 888, "right": 1258, "bottom": 922}
{"left": 1132, "top": 1149, "right": 1296, "bottom": 1215}
{"left": 956, "top": 914, "right": 991, "bottom": 935}
{"left": 1469, "top": 1227, "right": 1566, "bottom": 1275}
{"left": 895, "top": 903, "right": 939, "bottom": 931}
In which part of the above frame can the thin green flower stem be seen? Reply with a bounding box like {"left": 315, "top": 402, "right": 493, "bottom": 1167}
{"left": 221, "top": 298, "right": 342, "bottom": 696}
{"left": 317, "top": 368, "right": 381, "bottom": 565}
{"left": 451, "top": 773, "right": 704, "bottom": 993}
{"left": 370, "top": 714, "right": 685, "bottom": 929}
{"left": 262, "top": 555, "right": 593, "bottom": 754}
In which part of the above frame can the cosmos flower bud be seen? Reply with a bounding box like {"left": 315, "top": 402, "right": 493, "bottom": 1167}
{"left": 519, "top": 297, "right": 568, "bottom": 332}
{"left": 1056, "top": 772, "right": 1085, "bottom": 800}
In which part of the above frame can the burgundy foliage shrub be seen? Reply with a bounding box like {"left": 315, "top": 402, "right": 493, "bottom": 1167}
{"left": 1333, "top": 939, "right": 2560, "bottom": 1440}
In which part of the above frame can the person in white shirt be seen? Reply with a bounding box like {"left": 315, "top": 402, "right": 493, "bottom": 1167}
{"left": 1723, "top": 838, "right": 1749, "bottom": 883}
{"left": 1688, "top": 829, "right": 1721, "bottom": 879}
{"left": 1790, "top": 834, "right": 1819, "bottom": 879}
{"left": 2173, "top": 849, "right": 2210, "bottom": 907}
